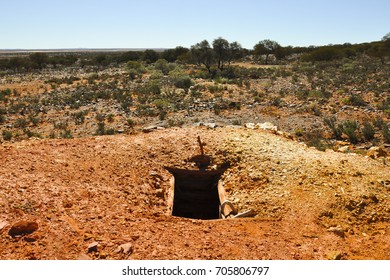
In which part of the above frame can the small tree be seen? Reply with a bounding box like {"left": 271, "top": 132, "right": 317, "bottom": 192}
{"left": 303, "top": 47, "right": 343, "bottom": 62}
{"left": 190, "top": 40, "right": 216, "bottom": 73}
{"left": 382, "top": 32, "right": 390, "bottom": 41}
{"left": 142, "top": 49, "right": 159, "bottom": 63}
{"left": 212, "top": 37, "right": 230, "bottom": 71}
{"left": 161, "top": 46, "right": 189, "bottom": 62}
{"left": 253, "top": 39, "right": 281, "bottom": 64}
{"left": 29, "top": 52, "right": 49, "bottom": 69}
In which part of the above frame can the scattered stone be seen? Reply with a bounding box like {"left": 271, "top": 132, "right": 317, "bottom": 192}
{"left": 367, "top": 146, "right": 388, "bottom": 159}
{"left": 327, "top": 226, "right": 345, "bottom": 238}
{"left": 226, "top": 124, "right": 242, "bottom": 129}
{"left": 116, "top": 243, "right": 133, "bottom": 255}
{"left": 8, "top": 221, "right": 38, "bottom": 237}
{"left": 77, "top": 253, "right": 92, "bottom": 260}
{"left": 244, "top": 122, "right": 277, "bottom": 131}
{"left": 337, "top": 146, "right": 350, "bottom": 153}
{"left": 142, "top": 125, "right": 157, "bottom": 133}
{"left": 87, "top": 241, "right": 99, "bottom": 253}
{"left": 244, "top": 123, "right": 256, "bottom": 129}
{"left": 327, "top": 251, "right": 343, "bottom": 260}
{"left": 256, "top": 122, "right": 277, "bottom": 131}
{"left": 203, "top": 123, "right": 218, "bottom": 129}
{"left": 0, "top": 220, "right": 9, "bottom": 231}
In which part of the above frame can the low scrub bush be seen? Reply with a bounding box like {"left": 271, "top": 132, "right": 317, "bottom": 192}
{"left": 383, "top": 125, "right": 390, "bottom": 144}
{"left": 2, "top": 130, "right": 12, "bottom": 141}
{"left": 324, "top": 117, "right": 343, "bottom": 140}
{"left": 341, "top": 120, "right": 360, "bottom": 144}
{"left": 345, "top": 94, "right": 366, "bottom": 107}
{"left": 362, "top": 121, "right": 375, "bottom": 141}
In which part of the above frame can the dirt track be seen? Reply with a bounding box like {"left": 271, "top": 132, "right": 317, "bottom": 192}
{"left": 0, "top": 126, "right": 389, "bottom": 259}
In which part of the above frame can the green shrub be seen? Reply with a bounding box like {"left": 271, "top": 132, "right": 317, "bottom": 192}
{"left": 346, "top": 94, "right": 366, "bottom": 107}
{"left": 54, "top": 121, "right": 68, "bottom": 130}
{"left": 174, "top": 75, "right": 192, "bottom": 90}
{"left": 0, "top": 88, "right": 11, "bottom": 102}
{"left": 383, "top": 125, "right": 390, "bottom": 144}
{"left": 373, "top": 117, "right": 386, "bottom": 129}
{"left": 158, "top": 110, "right": 167, "bottom": 121}
{"left": 304, "top": 129, "right": 328, "bottom": 151}
{"left": 208, "top": 84, "right": 222, "bottom": 93}
{"left": 2, "top": 130, "right": 12, "bottom": 141}
{"left": 127, "top": 118, "right": 135, "bottom": 128}
{"left": 107, "top": 114, "right": 114, "bottom": 123}
{"left": 14, "top": 118, "right": 28, "bottom": 129}
{"left": 28, "top": 115, "right": 40, "bottom": 126}
{"left": 139, "top": 81, "right": 161, "bottom": 96}
{"left": 105, "top": 128, "right": 116, "bottom": 135}
{"left": 95, "top": 113, "right": 106, "bottom": 122}
{"left": 87, "top": 73, "right": 99, "bottom": 84}
{"left": 24, "top": 129, "right": 41, "bottom": 138}
{"left": 303, "top": 47, "right": 343, "bottom": 62}
{"left": 125, "top": 61, "right": 146, "bottom": 79}
{"left": 362, "top": 121, "right": 375, "bottom": 141}
{"left": 232, "top": 119, "right": 242, "bottom": 126}
{"left": 72, "top": 110, "right": 87, "bottom": 125}
{"left": 341, "top": 120, "right": 360, "bottom": 144}
{"left": 154, "top": 59, "right": 170, "bottom": 75}
{"left": 49, "top": 130, "right": 56, "bottom": 139}
{"left": 168, "top": 68, "right": 192, "bottom": 90}
{"left": 60, "top": 130, "right": 73, "bottom": 139}
{"left": 271, "top": 97, "right": 282, "bottom": 107}
{"left": 294, "top": 128, "right": 304, "bottom": 137}
{"left": 153, "top": 99, "right": 170, "bottom": 110}
{"left": 377, "top": 96, "right": 390, "bottom": 111}
{"left": 324, "top": 117, "right": 343, "bottom": 140}
{"left": 96, "top": 122, "right": 106, "bottom": 135}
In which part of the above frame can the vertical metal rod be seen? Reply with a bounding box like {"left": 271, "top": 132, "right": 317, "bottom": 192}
{"left": 197, "top": 136, "right": 204, "bottom": 155}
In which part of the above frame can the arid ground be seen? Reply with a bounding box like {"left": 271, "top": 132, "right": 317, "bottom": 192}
{"left": 1, "top": 126, "right": 389, "bottom": 260}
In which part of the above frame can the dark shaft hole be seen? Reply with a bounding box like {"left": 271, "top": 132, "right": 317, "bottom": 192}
{"left": 167, "top": 168, "right": 224, "bottom": 220}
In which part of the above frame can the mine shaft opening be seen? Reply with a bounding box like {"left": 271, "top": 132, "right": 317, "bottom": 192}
{"left": 166, "top": 167, "right": 225, "bottom": 220}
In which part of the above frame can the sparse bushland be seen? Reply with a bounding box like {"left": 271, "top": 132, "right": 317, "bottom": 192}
{"left": 0, "top": 35, "right": 389, "bottom": 149}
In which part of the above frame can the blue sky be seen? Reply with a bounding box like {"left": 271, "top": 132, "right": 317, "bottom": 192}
{"left": 1, "top": 0, "right": 389, "bottom": 49}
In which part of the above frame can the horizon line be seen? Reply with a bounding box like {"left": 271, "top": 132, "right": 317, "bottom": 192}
{"left": 0, "top": 48, "right": 170, "bottom": 53}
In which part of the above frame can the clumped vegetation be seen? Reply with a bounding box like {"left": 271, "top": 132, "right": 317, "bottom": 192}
{"left": 1, "top": 34, "right": 390, "bottom": 152}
